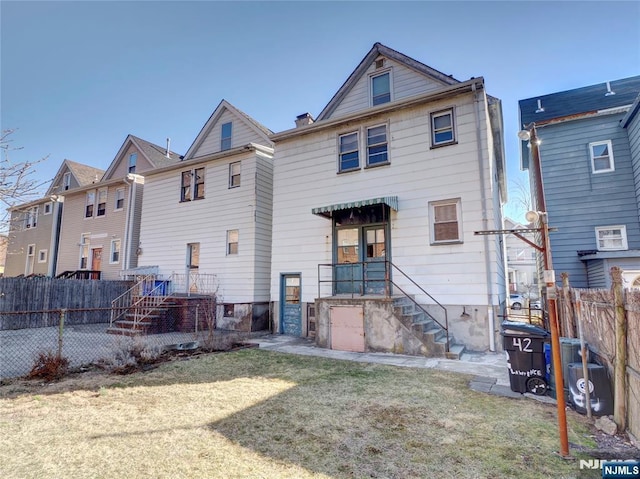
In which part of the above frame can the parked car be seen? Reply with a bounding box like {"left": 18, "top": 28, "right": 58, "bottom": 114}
{"left": 509, "top": 294, "right": 525, "bottom": 310}
{"left": 530, "top": 299, "right": 542, "bottom": 310}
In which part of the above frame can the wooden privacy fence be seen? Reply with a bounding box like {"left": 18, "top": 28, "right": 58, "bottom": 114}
{"left": 0, "top": 277, "right": 133, "bottom": 329}
{"left": 557, "top": 267, "right": 640, "bottom": 442}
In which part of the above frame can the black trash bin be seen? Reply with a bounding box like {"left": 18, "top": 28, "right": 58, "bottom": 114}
{"left": 501, "top": 321, "right": 550, "bottom": 395}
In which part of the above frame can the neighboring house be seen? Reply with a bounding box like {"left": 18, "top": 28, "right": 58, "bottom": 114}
{"left": 0, "top": 235, "right": 7, "bottom": 276}
{"left": 269, "top": 43, "right": 507, "bottom": 354}
{"left": 4, "top": 160, "right": 103, "bottom": 277}
{"left": 137, "top": 100, "right": 274, "bottom": 330}
{"left": 55, "top": 136, "right": 181, "bottom": 280}
{"left": 504, "top": 217, "right": 538, "bottom": 295}
{"left": 519, "top": 76, "right": 640, "bottom": 289}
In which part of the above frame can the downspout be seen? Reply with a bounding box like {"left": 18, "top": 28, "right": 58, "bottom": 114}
{"left": 472, "top": 82, "right": 496, "bottom": 352}
{"left": 122, "top": 175, "right": 135, "bottom": 271}
{"left": 48, "top": 198, "right": 63, "bottom": 277}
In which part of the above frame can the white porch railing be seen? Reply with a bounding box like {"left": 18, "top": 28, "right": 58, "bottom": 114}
{"left": 169, "top": 273, "right": 218, "bottom": 296}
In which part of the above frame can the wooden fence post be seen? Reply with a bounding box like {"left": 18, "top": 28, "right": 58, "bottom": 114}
{"left": 611, "top": 267, "right": 627, "bottom": 432}
{"left": 561, "top": 273, "right": 575, "bottom": 338}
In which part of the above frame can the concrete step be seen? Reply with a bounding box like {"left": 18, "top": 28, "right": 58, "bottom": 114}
{"left": 445, "top": 344, "right": 465, "bottom": 360}
{"left": 106, "top": 327, "right": 144, "bottom": 337}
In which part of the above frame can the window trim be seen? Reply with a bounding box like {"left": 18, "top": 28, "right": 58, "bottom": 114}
{"left": 96, "top": 188, "right": 107, "bottom": 217}
{"left": 180, "top": 167, "right": 205, "bottom": 202}
{"left": 227, "top": 229, "right": 239, "bottom": 255}
{"left": 370, "top": 69, "right": 392, "bottom": 107}
{"left": 128, "top": 153, "right": 137, "bottom": 174}
{"left": 365, "top": 123, "right": 389, "bottom": 167}
{"left": 114, "top": 187, "right": 125, "bottom": 211}
{"left": 338, "top": 131, "right": 360, "bottom": 173}
{"left": 85, "top": 191, "right": 95, "bottom": 218}
{"left": 221, "top": 122, "right": 232, "bottom": 151}
{"left": 38, "top": 249, "right": 48, "bottom": 263}
{"left": 595, "top": 225, "right": 628, "bottom": 251}
{"left": 229, "top": 161, "right": 241, "bottom": 188}
{"left": 589, "top": 140, "right": 615, "bottom": 174}
{"left": 429, "top": 198, "right": 463, "bottom": 245}
{"left": 110, "top": 239, "right": 121, "bottom": 264}
{"left": 430, "top": 108, "right": 457, "bottom": 148}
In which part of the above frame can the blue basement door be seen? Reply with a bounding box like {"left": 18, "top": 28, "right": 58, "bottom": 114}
{"left": 281, "top": 274, "right": 302, "bottom": 336}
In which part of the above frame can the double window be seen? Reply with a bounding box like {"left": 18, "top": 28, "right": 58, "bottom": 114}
{"left": 338, "top": 124, "right": 389, "bottom": 172}
{"left": 181, "top": 168, "right": 205, "bottom": 202}
{"left": 25, "top": 206, "right": 38, "bottom": 229}
{"left": 589, "top": 140, "right": 614, "bottom": 173}
{"left": 429, "top": 198, "right": 463, "bottom": 244}
{"left": 221, "top": 122, "right": 232, "bottom": 151}
{"left": 431, "top": 109, "right": 456, "bottom": 147}
{"left": 595, "top": 225, "right": 627, "bottom": 251}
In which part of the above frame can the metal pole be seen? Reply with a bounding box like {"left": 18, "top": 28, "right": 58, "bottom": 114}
{"left": 58, "top": 309, "right": 66, "bottom": 360}
{"left": 529, "top": 125, "right": 570, "bottom": 457}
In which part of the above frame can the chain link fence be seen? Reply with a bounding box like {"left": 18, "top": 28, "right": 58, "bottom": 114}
{"left": 0, "top": 304, "right": 255, "bottom": 380}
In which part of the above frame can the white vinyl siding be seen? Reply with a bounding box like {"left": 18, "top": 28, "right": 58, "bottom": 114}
{"left": 328, "top": 58, "right": 447, "bottom": 119}
{"left": 139, "top": 148, "right": 274, "bottom": 303}
{"left": 190, "top": 109, "right": 268, "bottom": 158}
{"left": 271, "top": 95, "right": 501, "bottom": 309}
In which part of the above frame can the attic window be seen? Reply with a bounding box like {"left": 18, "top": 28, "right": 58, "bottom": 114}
{"left": 129, "top": 153, "right": 137, "bottom": 173}
{"left": 221, "top": 122, "right": 232, "bottom": 151}
{"left": 375, "top": 58, "right": 385, "bottom": 69}
{"left": 371, "top": 72, "right": 391, "bottom": 106}
{"left": 63, "top": 172, "right": 71, "bottom": 190}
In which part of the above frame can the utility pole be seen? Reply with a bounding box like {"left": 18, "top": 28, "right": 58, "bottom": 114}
{"left": 521, "top": 124, "right": 570, "bottom": 458}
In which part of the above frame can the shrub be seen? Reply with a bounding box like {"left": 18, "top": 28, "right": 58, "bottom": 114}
{"left": 27, "top": 351, "right": 70, "bottom": 381}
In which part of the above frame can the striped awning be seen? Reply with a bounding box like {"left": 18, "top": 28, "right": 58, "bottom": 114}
{"left": 312, "top": 196, "right": 398, "bottom": 219}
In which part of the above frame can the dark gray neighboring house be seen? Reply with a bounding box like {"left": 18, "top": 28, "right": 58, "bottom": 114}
{"left": 519, "top": 76, "right": 640, "bottom": 289}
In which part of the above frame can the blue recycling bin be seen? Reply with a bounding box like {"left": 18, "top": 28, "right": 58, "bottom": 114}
{"left": 143, "top": 280, "right": 170, "bottom": 296}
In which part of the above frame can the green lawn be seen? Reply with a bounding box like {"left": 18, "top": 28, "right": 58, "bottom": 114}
{"left": 1, "top": 348, "right": 596, "bottom": 479}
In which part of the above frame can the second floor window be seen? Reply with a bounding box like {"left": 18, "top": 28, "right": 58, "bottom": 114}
{"left": 85, "top": 191, "right": 95, "bottom": 218}
{"left": 229, "top": 162, "right": 241, "bottom": 188}
{"left": 431, "top": 109, "right": 456, "bottom": 146}
{"left": 181, "top": 168, "right": 205, "bottom": 202}
{"left": 596, "top": 225, "right": 627, "bottom": 251}
{"left": 339, "top": 132, "right": 359, "bottom": 172}
{"left": 366, "top": 125, "right": 388, "bottom": 166}
{"left": 590, "top": 140, "right": 614, "bottom": 173}
{"left": 97, "top": 188, "right": 107, "bottom": 217}
{"left": 221, "top": 122, "right": 232, "bottom": 151}
{"left": 115, "top": 188, "right": 125, "bottom": 210}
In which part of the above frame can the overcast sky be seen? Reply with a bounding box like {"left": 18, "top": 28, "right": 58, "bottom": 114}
{"left": 2, "top": 1, "right": 639, "bottom": 222}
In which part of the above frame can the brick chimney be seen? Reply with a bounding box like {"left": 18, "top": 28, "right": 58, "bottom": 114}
{"left": 295, "top": 112, "right": 314, "bottom": 128}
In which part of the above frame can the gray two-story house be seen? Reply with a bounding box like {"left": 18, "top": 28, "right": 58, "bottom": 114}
{"left": 519, "top": 76, "right": 640, "bottom": 288}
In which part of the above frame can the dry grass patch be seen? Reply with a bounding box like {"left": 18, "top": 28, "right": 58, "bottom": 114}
{"left": 1, "top": 349, "right": 595, "bottom": 479}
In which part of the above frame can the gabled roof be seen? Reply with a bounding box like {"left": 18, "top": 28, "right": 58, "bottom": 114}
{"left": 316, "top": 42, "right": 460, "bottom": 122}
{"left": 46, "top": 159, "right": 105, "bottom": 195}
{"left": 519, "top": 75, "right": 640, "bottom": 127}
{"left": 183, "top": 100, "right": 273, "bottom": 161}
{"left": 102, "top": 135, "right": 182, "bottom": 180}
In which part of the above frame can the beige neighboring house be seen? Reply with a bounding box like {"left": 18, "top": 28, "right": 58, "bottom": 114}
{"left": 504, "top": 217, "right": 538, "bottom": 296}
{"left": 56, "top": 136, "right": 181, "bottom": 280}
{"left": 4, "top": 160, "right": 104, "bottom": 277}
{"left": 0, "top": 235, "right": 7, "bottom": 276}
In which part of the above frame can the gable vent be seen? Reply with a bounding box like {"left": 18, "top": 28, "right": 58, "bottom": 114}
{"left": 375, "top": 58, "right": 385, "bottom": 69}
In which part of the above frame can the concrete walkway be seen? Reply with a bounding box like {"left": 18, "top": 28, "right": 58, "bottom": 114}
{"left": 251, "top": 334, "right": 555, "bottom": 403}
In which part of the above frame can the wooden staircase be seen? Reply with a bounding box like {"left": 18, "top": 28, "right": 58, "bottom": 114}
{"left": 393, "top": 296, "right": 465, "bottom": 359}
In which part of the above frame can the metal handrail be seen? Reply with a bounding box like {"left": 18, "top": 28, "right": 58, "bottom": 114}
{"left": 316, "top": 260, "right": 449, "bottom": 351}
{"left": 109, "top": 274, "right": 158, "bottom": 327}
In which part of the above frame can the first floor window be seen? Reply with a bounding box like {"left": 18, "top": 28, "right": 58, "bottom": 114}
{"left": 187, "top": 242, "right": 200, "bottom": 269}
{"left": 229, "top": 162, "right": 241, "bottom": 188}
{"left": 431, "top": 109, "right": 455, "bottom": 146}
{"left": 227, "top": 229, "right": 239, "bottom": 255}
{"left": 80, "top": 234, "right": 90, "bottom": 269}
{"left": 223, "top": 304, "right": 235, "bottom": 317}
{"left": 26, "top": 244, "right": 35, "bottom": 275}
{"left": 367, "top": 125, "right": 388, "bottom": 166}
{"left": 97, "top": 188, "right": 107, "bottom": 217}
{"left": 115, "top": 188, "right": 125, "bottom": 210}
{"left": 339, "top": 132, "right": 359, "bottom": 171}
{"left": 429, "top": 198, "right": 463, "bottom": 244}
{"left": 110, "top": 239, "right": 121, "bottom": 264}
{"left": 589, "top": 140, "right": 614, "bottom": 173}
{"left": 38, "top": 249, "right": 47, "bottom": 263}
{"left": 595, "top": 225, "right": 627, "bottom": 251}
{"left": 85, "top": 191, "right": 95, "bottom": 218}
